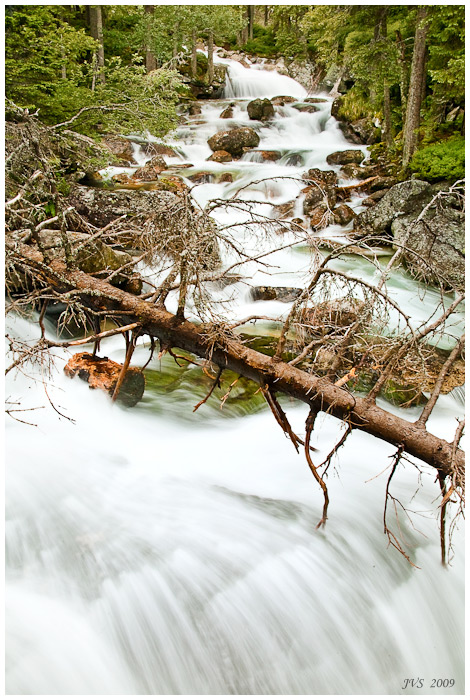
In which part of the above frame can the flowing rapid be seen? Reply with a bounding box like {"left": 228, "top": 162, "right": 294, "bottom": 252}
{"left": 5, "top": 58, "right": 464, "bottom": 695}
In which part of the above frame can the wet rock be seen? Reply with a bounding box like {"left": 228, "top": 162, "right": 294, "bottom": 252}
{"left": 292, "top": 103, "right": 319, "bottom": 113}
{"left": 339, "top": 119, "right": 381, "bottom": 145}
{"left": 188, "top": 102, "right": 202, "bottom": 116}
{"left": 111, "top": 172, "right": 134, "bottom": 185}
{"left": 251, "top": 286, "right": 302, "bottom": 302}
{"left": 303, "top": 168, "right": 338, "bottom": 187}
{"left": 141, "top": 142, "right": 178, "bottom": 158}
{"left": 340, "top": 163, "right": 379, "bottom": 180}
{"left": 304, "top": 97, "right": 327, "bottom": 104}
{"left": 271, "top": 200, "right": 295, "bottom": 219}
{"left": 247, "top": 98, "right": 275, "bottom": 121}
{"left": 220, "top": 103, "right": 235, "bottom": 119}
{"left": 188, "top": 171, "right": 214, "bottom": 184}
{"left": 369, "top": 176, "right": 396, "bottom": 193}
{"left": 207, "top": 150, "right": 232, "bottom": 163}
{"left": 64, "top": 352, "right": 145, "bottom": 407}
{"left": 309, "top": 204, "right": 331, "bottom": 230}
{"left": 362, "top": 190, "right": 390, "bottom": 206}
{"left": 355, "top": 179, "right": 465, "bottom": 290}
{"left": 218, "top": 173, "right": 233, "bottom": 183}
{"left": 102, "top": 137, "right": 136, "bottom": 164}
{"left": 303, "top": 181, "right": 336, "bottom": 215}
{"left": 355, "top": 180, "right": 432, "bottom": 237}
{"left": 271, "top": 96, "right": 297, "bottom": 106}
{"left": 333, "top": 203, "right": 356, "bottom": 225}
{"left": 37, "top": 228, "right": 139, "bottom": 293}
{"left": 326, "top": 150, "right": 364, "bottom": 166}
{"left": 68, "top": 185, "right": 182, "bottom": 230}
{"left": 208, "top": 127, "right": 260, "bottom": 158}
{"left": 133, "top": 158, "right": 166, "bottom": 181}
{"left": 259, "top": 150, "right": 282, "bottom": 162}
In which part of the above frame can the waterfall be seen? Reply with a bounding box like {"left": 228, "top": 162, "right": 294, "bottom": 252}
{"left": 5, "top": 58, "right": 464, "bottom": 695}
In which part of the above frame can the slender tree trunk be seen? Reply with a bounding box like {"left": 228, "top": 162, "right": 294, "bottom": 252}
{"left": 241, "top": 7, "right": 249, "bottom": 43}
{"left": 264, "top": 5, "right": 269, "bottom": 26}
{"left": 144, "top": 5, "right": 157, "bottom": 73}
{"left": 395, "top": 30, "right": 408, "bottom": 128}
{"left": 248, "top": 5, "right": 254, "bottom": 40}
{"left": 191, "top": 29, "right": 198, "bottom": 77}
{"left": 173, "top": 21, "right": 180, "bottom": 58}
{"left": 383, "top": 79, "right": 393, "bottom": 148}
{"left": 207, "top": 29, "right": 214, "bottom": 84}
{"left": 89, "top": 5, "right": 105, "bottom": 85}
{"left": 402, "top": 7, "right": 429, "bottom": 167}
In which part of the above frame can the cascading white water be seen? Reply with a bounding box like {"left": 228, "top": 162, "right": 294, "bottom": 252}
{"left": 6, "top": 58, "right": 464, "bottom": 695}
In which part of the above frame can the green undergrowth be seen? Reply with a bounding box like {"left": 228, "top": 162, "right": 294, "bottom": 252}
{"left": 409, "top": 135, "right": 465, "bottom": 182}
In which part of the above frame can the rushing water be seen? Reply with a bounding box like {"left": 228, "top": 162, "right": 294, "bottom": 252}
{"left": 5, "top": 58, "right": 465, "bottom": 695}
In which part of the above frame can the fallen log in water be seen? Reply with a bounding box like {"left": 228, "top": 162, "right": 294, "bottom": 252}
{"left": 64, "top": 351, "right": 145, "bottom": 407}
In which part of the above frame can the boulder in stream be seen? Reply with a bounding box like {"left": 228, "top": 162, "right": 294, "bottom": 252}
{"left": 326, "top": 150, "right": 364, "bottom": 166}
{"left": 220, "top": 103, "right": 235, "bottom": 119}
{"left": 207, "top": 127, "right": 260, "bottom": 157}
{"left": 207, "top": 150, "right": 232, "bottom": 163}
{"left": 271, "top": 96, "right": 297, "bottom": 106}
{"left": 333, "top": 203, "right": 356, "bottom": 226}
{"left": 101, "top": 136, "right": 136, "bottom": 164}
{"left": 64, "top": 352, "right": 145, "bottom": 407}
{"left": 355, "top": 179, "right": 465, "bottom": 290}
{"left": 247, "top": 98, "right": 275, "bottom": 121}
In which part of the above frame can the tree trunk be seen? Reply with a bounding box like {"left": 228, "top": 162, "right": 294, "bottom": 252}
{"left": 144, "top": 5, "right": 157, "bottom": 73}
{"left": 396, "top": 30, "right": 408, "bottom": 128}
{"left": 383, "top": 79, "right": 393, "bottom": 148}
{"left": 19, "top": 246, "right": 464, "bottom": 481}
{"left": 264, "top": 6, "right": 269, "bottom": 26}
{"left": 248, "top": 5, "right": 255, "bottom": 40}
{"left": 191, "top": 29, "right": 198, "bottom": 77}
{"left": 207, "top": 29, "right": 214, "bottom": 84}
{"left": 173, "top": 21, "right": 180, "bottom": 58}
{"left": 89, "top": 5, "right": 105, "bottom": 85}
{"left": 402, "top": 7, "right": 429, "bottom": 167}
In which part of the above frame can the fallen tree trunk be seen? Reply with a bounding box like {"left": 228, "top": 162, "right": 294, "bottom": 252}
{"left": 26, "top": 252, "right": 464, "bottom": 480}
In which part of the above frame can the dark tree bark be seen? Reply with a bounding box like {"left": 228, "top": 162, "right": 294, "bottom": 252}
{"left": 402, "top": 7, "right": 429, "bottom": 167}
{"left": 144, "top": 5, "right": 157, "bottom": 73}
{"left": 89, "top": 5, "right": 105, "bottom": 86}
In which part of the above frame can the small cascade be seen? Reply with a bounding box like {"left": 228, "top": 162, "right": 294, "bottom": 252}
{"left": 221, "top": 59, "right": 307, "bottom": 99}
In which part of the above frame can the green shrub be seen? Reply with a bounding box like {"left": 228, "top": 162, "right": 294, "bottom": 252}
{"left": 243, "top": 24, "right": 277, "bottom": 57}
{"left": 409, "top": 136, "right": 465, "bottom": 182}
{"left": 335, "top": 87, "right": 375, "bottom": 122}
